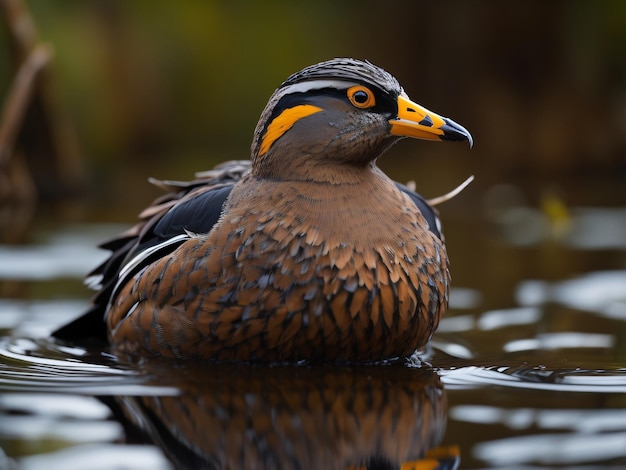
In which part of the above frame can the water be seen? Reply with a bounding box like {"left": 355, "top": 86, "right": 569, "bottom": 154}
{"left": 1, "top": 199, "right": 626, "bottom": 469}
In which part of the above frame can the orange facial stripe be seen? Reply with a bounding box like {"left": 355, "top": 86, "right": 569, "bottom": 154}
{"left": 259, "top": 104, "right": 323, "bottom": 156}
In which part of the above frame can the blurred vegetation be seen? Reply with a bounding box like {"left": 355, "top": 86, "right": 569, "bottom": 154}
{"left": 2, "top": 0, "right": 626, "bottom": 225}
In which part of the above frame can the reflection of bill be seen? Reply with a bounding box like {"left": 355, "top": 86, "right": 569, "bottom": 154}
{"left": 107, "top": 362, "right": 455, "bottom": 469}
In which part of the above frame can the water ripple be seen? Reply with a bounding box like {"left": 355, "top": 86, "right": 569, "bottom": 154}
{"left": 439, "top": 365, "right": 626, "bottom": 393}
{"left": 0, "top": 336, "right": 176, "bottom": 395}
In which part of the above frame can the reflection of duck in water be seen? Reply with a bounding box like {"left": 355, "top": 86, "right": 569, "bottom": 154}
{"left": 55, "top": 58, "right": 472, "bottom": 363}
{"left": 105, "top": 363, "right": 454, "bottom": 469}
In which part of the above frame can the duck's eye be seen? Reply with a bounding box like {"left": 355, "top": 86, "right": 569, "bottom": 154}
{"left": 347, "top": 85, "right": 376, "bottom": 108}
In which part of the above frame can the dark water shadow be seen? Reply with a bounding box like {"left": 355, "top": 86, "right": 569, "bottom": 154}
{"left": 110, "top": 359, "right": 450, "bottom": 469}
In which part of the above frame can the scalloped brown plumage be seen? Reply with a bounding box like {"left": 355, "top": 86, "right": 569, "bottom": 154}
{"left": 107, "top": 166, "right": 449, "bottom": 361}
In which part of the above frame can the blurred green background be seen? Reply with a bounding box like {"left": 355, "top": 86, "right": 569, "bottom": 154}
{"left": 2, "top": 0, "right": 626, "bottom": 220}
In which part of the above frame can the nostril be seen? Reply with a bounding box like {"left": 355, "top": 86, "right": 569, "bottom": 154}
{"left": 406, "top": 107, "right": 416, "bottom": 113}
{"left": 418, "top": 115, "right": 434, "bottom": 127}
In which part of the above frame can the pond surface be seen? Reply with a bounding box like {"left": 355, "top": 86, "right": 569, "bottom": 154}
{"left": 1, "top": 189, "right": 626, "bottom": 469}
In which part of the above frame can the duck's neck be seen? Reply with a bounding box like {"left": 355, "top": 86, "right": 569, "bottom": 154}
{"left": 251, "top": 151, "right": 384, "bottom": 185}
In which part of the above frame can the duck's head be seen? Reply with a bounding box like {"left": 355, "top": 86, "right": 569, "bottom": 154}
{"left": 251, "top": 58, "right": 472, "bottom": 181}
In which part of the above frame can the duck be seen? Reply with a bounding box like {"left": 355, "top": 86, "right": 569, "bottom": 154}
{"left": 54, "top": 58, "right": 472, "bottom": 362}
